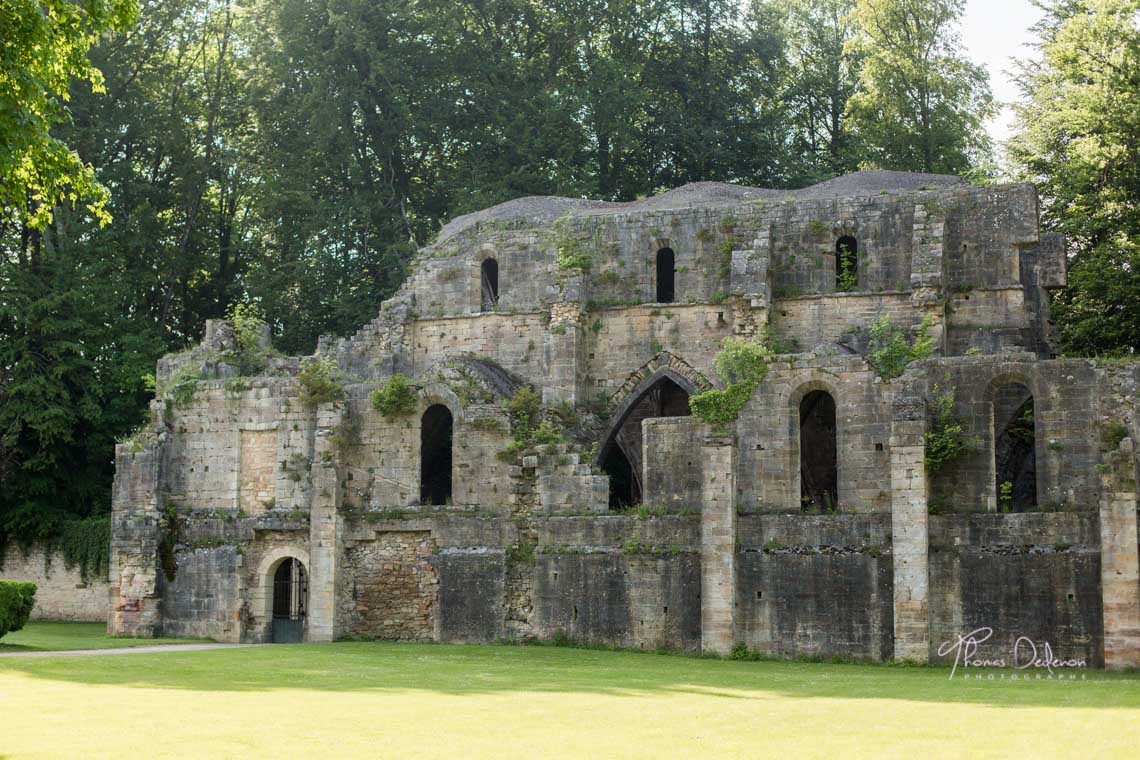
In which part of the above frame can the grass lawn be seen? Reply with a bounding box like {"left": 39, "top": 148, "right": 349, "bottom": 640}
{"left": 1, "top": 628, "right": 1138, "bottom": 758}
{"left": 0, "top": 622, "right": 210, "bottom": 652}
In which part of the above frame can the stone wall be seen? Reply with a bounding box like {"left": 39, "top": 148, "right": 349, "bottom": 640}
{"left": 0, "top": 543, "right": 110, "bottom": 622}
{"left": 340, "top": 530, "right": 438, "bottom": 640}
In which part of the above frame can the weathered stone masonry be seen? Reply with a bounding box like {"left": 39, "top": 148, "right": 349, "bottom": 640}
{"left": 109, "top": 171, "right": 1140, "bottom": 668}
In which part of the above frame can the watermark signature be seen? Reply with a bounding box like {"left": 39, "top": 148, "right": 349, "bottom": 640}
{"left": 937, "top": 627, "right": 1088, "bottom": 680}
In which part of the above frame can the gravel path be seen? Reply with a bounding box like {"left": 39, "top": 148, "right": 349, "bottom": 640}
{"left": 0, "top": 643, "right": 258, "bottom": 658}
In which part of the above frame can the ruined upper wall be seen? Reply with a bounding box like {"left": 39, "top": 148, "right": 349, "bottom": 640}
{"left": 335, "top": 171, "right": 1062, "bottom": 376}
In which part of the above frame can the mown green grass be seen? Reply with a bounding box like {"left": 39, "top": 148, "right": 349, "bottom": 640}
{"left": 1, "top": 627, "right": 1138, "bottom": 758}
{"left": 0, "top": 621, "right": 209, "bottom": 652}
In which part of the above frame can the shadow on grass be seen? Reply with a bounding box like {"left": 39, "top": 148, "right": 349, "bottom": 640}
{"left": 1, "top": 640, "right": 1138, "bottom": 709}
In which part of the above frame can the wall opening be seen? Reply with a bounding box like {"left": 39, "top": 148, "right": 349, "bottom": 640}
{"left": 836, "top": 236, "right": 858, "bottom": 290}
{"left": 656, "top": 248, "right": 675, "bottom": 303}
{"left": 994, "top": 383, "right": 1036, "bottom": 511}
{"left": 271, "top": 557, "right": 307, "bottom": 643}
{"left": 800, "top": 389, "right": 838, "bottom": 511}
{"left": 481, "top": 258, "right": 499, "bottom": 311}
{"left": 600, "top": 375, "right": 691, "bottom": 508}
{"left": 421, "top": 404, "right": 453, "bottom": 505}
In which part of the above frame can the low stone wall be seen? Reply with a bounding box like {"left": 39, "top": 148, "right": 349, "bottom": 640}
{"left": 0, "top": 542, "right": 110, "bottom": 622}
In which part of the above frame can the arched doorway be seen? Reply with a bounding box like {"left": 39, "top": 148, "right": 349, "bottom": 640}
{"left": 481, "top": 258, "right": 499, "bottom": 310}
{"left": 994, "top": 382, "right": 1036, "bottom": 511}
{"left": 656, "top": 248, "right": 675, "bottom": 303}
{"left": 599, "top": 375, "right": 691, "bottom": 508}
{"left": 272, "top": 557, "right": 308, "bottom": 643}
{"left": 421, "top": 404, "right": 453, "bottom": 505}
{"left": 800, "top": 389, "right": 838, "bottom": 511}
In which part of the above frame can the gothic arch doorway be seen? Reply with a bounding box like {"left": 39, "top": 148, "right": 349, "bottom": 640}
{"left": 271, "top": 557, "right": 308, "bottom": 643}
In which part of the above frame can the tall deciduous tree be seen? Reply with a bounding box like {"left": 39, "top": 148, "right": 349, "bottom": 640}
{"left": 1008, "top": 0, "right": 1140, "bottom": 356}
{"left": 0, "top": 0, "right": 138, "bottom": 232}
{"left": 845, "top": 0, "right": 994, "bottom": 174}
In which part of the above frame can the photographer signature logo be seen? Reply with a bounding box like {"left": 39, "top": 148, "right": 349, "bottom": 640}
{"left": 937, "top": 626, "right": 1088, "bottom": 680}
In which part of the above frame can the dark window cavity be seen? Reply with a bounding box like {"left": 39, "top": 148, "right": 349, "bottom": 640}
{"left": 994, "top": 383, "right": 1036, "bottom": 511}
{"left": 836, "top": 236, "right": 858, "bottom": 291}
{"left": 481, "top": 258, "right": 499, "bottom": 311}
{"left": 420, "top": 404, "right": 453, "bottom": 505}
{"left": 600, "top": 376, "right": 690, "bottom": 508}
{"left": 656, "top": 248, "right": 675, "bottom": 303}
{"left": 800, "top": 390, "right": 838, "bottom": 511}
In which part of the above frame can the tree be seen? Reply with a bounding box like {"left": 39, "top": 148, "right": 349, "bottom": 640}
{"left": 845, "top": 0, "right": 994, "bottom": 174}
{"left": 1008, "top": 0, "right": 1140, "bottom": 356}
{"left": 0, "top": 0, "right": 138, "bottom": 232}
{"left": 782, "top": 0, "right": 864, "bottom": 183}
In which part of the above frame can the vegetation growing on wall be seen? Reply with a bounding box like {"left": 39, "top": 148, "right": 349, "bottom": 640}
{"left": 553, "top": 220, "right": 592, "bottom": 273}
{"left": 867, "top": 313, "right": 935, "bottom": 379}
{"left": 157, "top": 505, "right": 182, "bottom": 583}
{"left": 46, "top": 517, "right": 111, "bottom": 583}
{"left": 689, "top": 337, "right": 772, "bottom": 427}
{"left": 924, "top": 381, "right": 968, "bottom": 473}
{"left": 371, "top": 375, "right": 418, "bottom": 418}
{"left": 297, "top": 357, "right": 344, "bottom": 410}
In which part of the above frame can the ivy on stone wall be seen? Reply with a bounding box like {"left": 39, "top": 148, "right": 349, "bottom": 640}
{"left": 924, "top": 381, "right": 968, "bottom": 473}
{"left": 689, "top": 337, "right": 772, "bottom": 427}
{"left": 867, "top": 313, "right": 935, "bottom": 379}
{"left": 47, "top": 517, "right": 111, "bottom": 583}
{"left": 297, "top": 357, "right": 344, "bottom": 410}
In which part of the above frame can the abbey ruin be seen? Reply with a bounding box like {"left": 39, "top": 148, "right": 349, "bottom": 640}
{"left": 109, "top": 170, "right": 1140, "bottom": 668}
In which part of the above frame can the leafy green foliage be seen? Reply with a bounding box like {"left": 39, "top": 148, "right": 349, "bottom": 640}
{"left": 0, "top": 0, "right": 139, "bottom": 230}
{"left": 1102, "top": 420, "right": 1130, "bottom": 452}
{"left": 370, "top": 375, "right": 418, "bottom": 419}
{"left": 0, "top": 581, "right": 37, "bottom": 638}
{"left": 847, "top": 0, "right": 995, "bottom": 174}
{"left": 867, "top": 313, "right": 936, "bottom": 379}
{"left": 836, "top": 242, "right": 858, "bottom": 291}
{"left": 924, "top": 381, "right": 967, "bottom": 474}
{"left": 48, "top": 517, "right": 111, "bottom": 583}
{"left": 689, "top": 337, "right": 772, "bottom": 427}
{"left": 1008, "top": 0, "right": 1140, "bottom": 357}
{"left": 554, "top": 222, "right": 592, "bottom": 273}
{"left": 297, "top": 358, "right": 344, "bottom": 410}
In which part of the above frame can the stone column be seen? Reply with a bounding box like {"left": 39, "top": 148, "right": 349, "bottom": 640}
{"left": 108, "top": 438, "right": 164, "bottom": 637}
{"left": 543, "top": 300, "right": 585, "bottom": 406}
{"left": 307, "top": 403, "right": 345, "bottom": 643}
{"left": 890, "top": 390, "right": 930, "bottom": 662}
{"left": 700, "top": 434, "right": 737, "bottom": 656}
{"left": 1100, "top": 439, "right": 1140, "bottom": 670}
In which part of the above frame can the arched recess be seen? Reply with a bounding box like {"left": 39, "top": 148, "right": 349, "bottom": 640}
{"left": 799, "top": 390, "right": 838, "bottom": 510}
{"left": 836, "top": 235, "right": 858, "bottom": 290}
{"left": 598, "top": 366, "right": 700, "bottom": 509}
{"left": 787, "top": 379, "right": 842, "bottom": 512}
{"left": 421, "top": 404, "right": 453, "bottom": 505}
{"left": 656, "top": 248, "right": 675, "bottom": 303}
{"left": 481, "top": 257, "right": 499, "bottom": 311}
{"left": 991, "top": 379, "right": 1036, "bottom": 511}
{"left": 255, "top": 547, "right": 311, "bottom": 643}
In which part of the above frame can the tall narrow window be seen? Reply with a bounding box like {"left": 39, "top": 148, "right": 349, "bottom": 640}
{"left": 836, "top": 236, "right": 858, "bottom": 291}
{"left": 994, "top": 383, "right": 1036, "bottom": 511}
{"left": 656, "top": 248, "right": 675, "bottom": 303}
{"left": 421, "top": 404, "right": 453, "bottom": 505}
{"left": 481, "top": 258, "right": 499, "bottom": 311}
{"left": 800, "top": 390, "right": 838, "bottom": 511}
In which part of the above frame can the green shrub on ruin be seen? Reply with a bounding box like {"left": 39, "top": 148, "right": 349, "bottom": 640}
{"left": 0, "top": 581, "right": 36, "bottom": 639}
{"left": 924, "top": 381, "right": 967, "bottom": 473}
{"left": 867, "top": 313, "right": 936, "bottom": 379}
{"left": 553, "top": 220, "right": 591, "bottom": 273}
{"left": 297, "top": 357, "right": 344, "bottom": 410}
{"left": 371, "top": 374, "right": 418, "bottom": 418}
{"left": 689, "top": 337, "right": 772, "bottom": 428}
{"left": 1102, "top": 419, "right": 1129, "bottom": 451}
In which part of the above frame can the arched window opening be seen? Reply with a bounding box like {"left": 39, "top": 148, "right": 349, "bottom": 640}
{"left": 421, "top": 404, "right": 453, "bottom": 505}
{"left": 836, "top": 236, "right": 858, "bottom": 291}
{"left": 800, "top": 390, "right": 838, "bottom": 511}
{"left": 656, "top": 248, "right": 675, "bottom": 303}
{"left": 994, "top": 384, "right": 1036, "bottom": 512}
{"left": 481, "top": 258, "right": 499, "bottom": 311}
{"left": 272, "top": 557, "right": 307, "bottom": 643}
{"left": 600, "top": 376, "right": 691, "bottom": 509}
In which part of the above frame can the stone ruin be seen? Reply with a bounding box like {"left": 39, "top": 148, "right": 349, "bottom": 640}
{"left": 110, "top": 170, "right": 1140, "bottom": 668}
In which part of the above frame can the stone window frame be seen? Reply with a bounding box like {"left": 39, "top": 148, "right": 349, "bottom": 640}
{"left": 414, "top": 385, "right": 465, "bottom": 507}
{"left": 984, "top": 372, "right": 1043, "bottom": 513}
{"left": 785, "top": 377, "right": 844, "bottom": 512}
{"left": 647, "top": 235, "right": 674, "bottom": 304}
{"left": 476, "top": 244, "right": 499, "bottom": 313}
